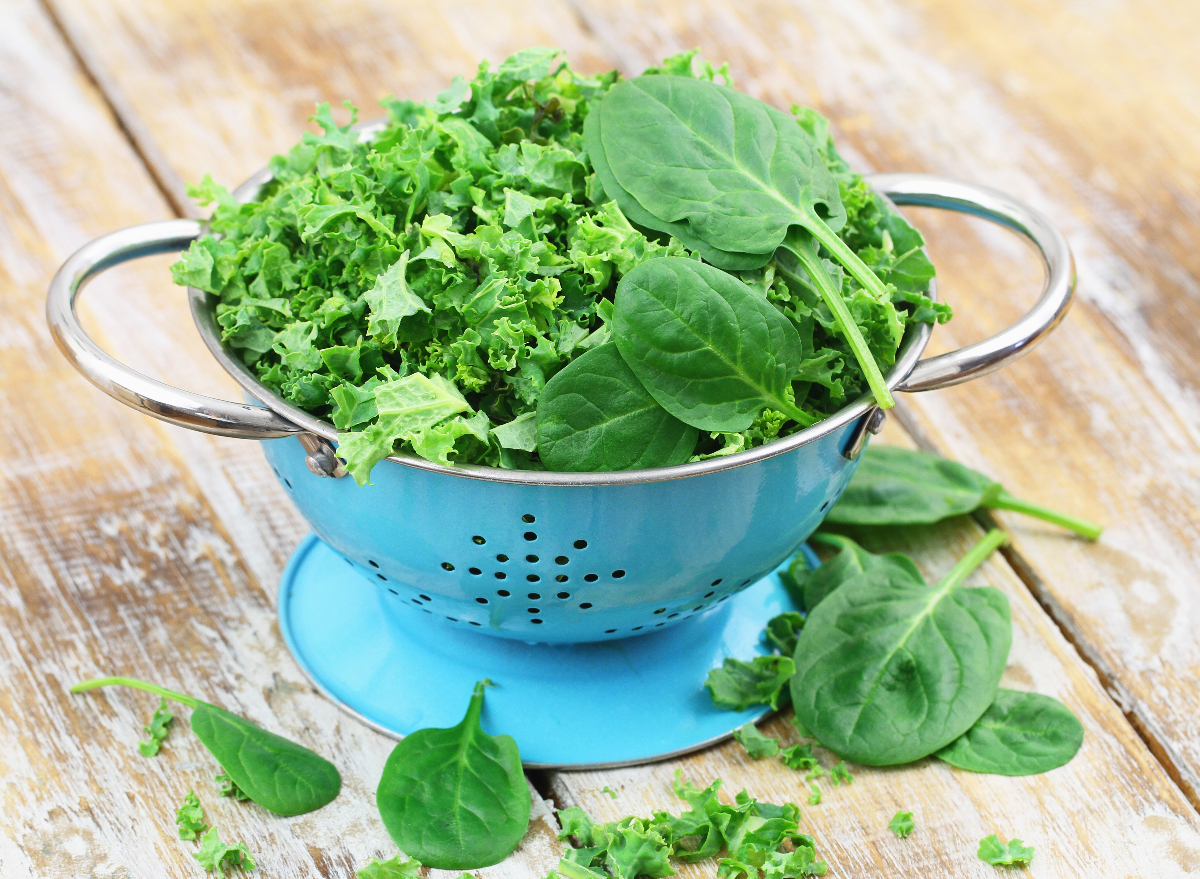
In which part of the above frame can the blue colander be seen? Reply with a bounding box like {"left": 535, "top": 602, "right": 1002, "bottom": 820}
{"left": 49, "top": 172, "right": 1075, "bottom": 766}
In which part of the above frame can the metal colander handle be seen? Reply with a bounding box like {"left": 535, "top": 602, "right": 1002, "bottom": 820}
{"left": 46, "top": 218, "right": 302, "bottom": 439}
{"left": 871, "top": 174, "right": 1076, "bottom": 392}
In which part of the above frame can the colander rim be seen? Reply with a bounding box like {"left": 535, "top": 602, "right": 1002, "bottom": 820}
{"left": 188, "top": 119, "right": 936, "bottom": 486}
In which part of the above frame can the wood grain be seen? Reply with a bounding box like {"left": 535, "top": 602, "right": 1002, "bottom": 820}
{"left": 0, "top": 2, "right": 561, "bottom": 876}
{"left": 12, "top": 0, "right": 1200, "bottom": 874}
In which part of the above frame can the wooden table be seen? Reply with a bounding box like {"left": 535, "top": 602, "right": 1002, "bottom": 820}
{"left": 5, "top": 0, "right": 1200, "bottom": 875}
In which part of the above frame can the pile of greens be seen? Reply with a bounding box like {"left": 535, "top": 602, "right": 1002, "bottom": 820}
{"left": 173, "top": 48, "right": 947, "bottom": 484}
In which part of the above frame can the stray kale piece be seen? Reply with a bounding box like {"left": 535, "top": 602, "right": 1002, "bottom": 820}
{"left": 358, "top": 855, "right": 423, "bottom": 878}
{"left": 602, "top": 786, "right": 618, "bottom": 799}
{"left": 70, "top": 677, "right": 341, "bottom": 816}
{"left": 778, "top": 743, "right": 819, "bottom": 772}
{"left": 888, "top": 811, "right": 914, "bottom": 839}
{"left": 138, "top": 697, "right": 174, "bottom": 757}
{"left": 829, "top": 762, "right": 853, "bottom": 785}
{"left": 826, "top": 445, "right": 1102, "bottom": 539}
{"left": 763, "top": 612, "right": 804, "bottom": 656}
{"left": 705, "top": 655, "right": 794, "bottom": 711}
{"left": 977, "top": 835, "right": 1034, "bottom": 866}
{"left": 215, "top": 773, "right": 252, "bottom": 801}
{"left": 175, "top": 790, "right": 208, "bottom": 840}
{"left": 193, "top": 827, "right": 256, "bottom": 876}
{"left": 807, "top": 784, "right": 821, "bottom": 806}
{"left": 732, "top": 722, "right": 780, "bottom": 759}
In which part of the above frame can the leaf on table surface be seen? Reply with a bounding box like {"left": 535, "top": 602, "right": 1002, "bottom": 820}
{"left": 193, "top": 827, "right": 256, "bottom": 876}
{"left": 357, "top": 855, "right": 424, "bottom": 879}
{"left": 888, "top": 811, "right": 914, "bottom": 839}
{"left": 138, "top": 696, "right": 174, "bottom": 757}
{"left": 936, "top": 688, "right": 1084, "bottom": 776}
{"left": 175, "top": 790, "right": 207, "bottom": 841}
{"left": 977, "top": 835, "right": 1035, "bottom": 866}
{"left": 732, "top": 722, "right": 780, "bottom": 759}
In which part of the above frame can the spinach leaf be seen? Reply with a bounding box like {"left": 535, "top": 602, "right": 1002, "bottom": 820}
{"left": 826, "top": 445, "right": 1102, "bottom": 539}
{"left": 790, "top": 529, "right": 1012, "bottom": 765}
{"left": 357, "top": 855, "right": 423, "bottom": 879}
{"left": 613, "top": 258, "right": 815, "bottom": 432}
{"left": 732, "top": 722, "right": 780, "bottom": 759}
{"left": 175, "top": 790, "right": 208, "bottom": 840}
{"left": 936, "top": 688, "right": 1084, "bottom": 776}
{"left": 70, "top": 677, "right": 341, "bottom": 816}
{"left": 193, "top": 827, "right": 256, "bottom": 875}
{"left": 888, "top": 811, "right": 914, "bottom": 839}
{"left": 593, "top": 75, "right": 895, "bottom": 409}
{"left": 536, "top": 342, "right": 697, "bottom": 471}
{"left": 977, "top": 835, "right": 1034, "bottom": 866}
{"left": 705, "top": 655, "right": 795, "bottom": 711}
{"left": 138, "top": 696, "right": 174, "bottom": 756}
{"left": 376, "top": 680, "right": 529, "bottom": 869}
{"left": 763, "top": 611, "right": 805, "bottom": 657}
{"left": 800, "top": 533, "right": 923, "bottom": 612}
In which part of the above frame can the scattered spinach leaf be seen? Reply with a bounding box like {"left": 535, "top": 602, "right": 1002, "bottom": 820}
{"left": 888, "top": 811, "right": 914, "bottom": 839}
{"left": 376, "top": 680, "right": 530, "bottom": 869}
{"left": 732, "top": 722, "right": 780, "bottom": 759}
{"left": 977, "top": 835, "right": 1035, "bottom": 866}
{"left": 705, "top": 655, "right": 795, "bottom": 711}
{"left": 826, "top": 445, "right": 1102, "bottom": 539}
{"left": 936, "top": 689, "right": 1084, "bottom": 776}
{"left": 357, "top": 854, "right": 424, "bottom": 879}
{"left": 194, "top": 827, "right": 256, "bottom": 876}
{"left": 536, "top": 341, "right": 697, "bottom": 470}
{"left": 138, "top": 696, "right": 174, "bottom": 757}
{"left": 800, "top": 533, "right": 922, "bottom": 612}
{"left": 790, "top": 529, "right": 1012, "bottom": 765}
{"left": 215, "top": 773, "right": 252, "bottom": 801}
{"left": 613, "top": 258, "right": 814, "bottom": 432}
{"left": 175, "top": 790, "right": 208, "bottom": 841}
{"left": 763, "top": 612, "right": 805, "bottom": 656}
{"left": 70, "top": 677, "right": 341, "bottom": 816}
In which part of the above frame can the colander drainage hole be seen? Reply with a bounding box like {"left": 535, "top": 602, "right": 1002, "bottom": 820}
{"left": 495, "top": 572, "right": 507, "bottom": 580}
{"left": 555, "top": 575, "right": 569, "bottom": 583}
{"left": 527, "top": 574, "right": 540, "bottom": 582}
{"left": 472, "top": 535, "right": 486, "bottom": 545}
{"left": 522, "top": 514, "right": 536, "bottom": 523}
{"left": 574, "top": 539, "right": 588, "bottom": 549}
{"left": 469, "top": 567, "right": 482, "bottom": 575}
{"left": 387, "top": 589, "right": 398, "bottom": 596}
{"left": 704, "top": 591, "right": 715, "bottom": 598}
{"left": 369, "top": 560, "right": 380, "bottom": 568}
{"left": 528, "top": 592, "right": 541, "bottom": 600}
{"left": 531, "top": 619, "right": 543, "bottom": 625}
{"left": 819, "top": 500, "right": 829, "bottom": 512}
{"left": 497, "top": 589, "right": 511, "bottom": 597}
{"left": 441, "top": 562, "right": 455, "bottom": 571}
{"left": 711, "top": 578, "right": 722, "bottom": 586}
{"left": 613, "top": 569, "right": 626, "bottom": 578}
{"left": 446, "top": 617, "right": 458, "bottom": 622}
{"left": 524, "top": 532, "right": 537, "bottom": 541}
{"left": 469, "top": 621, "right": 482, "bottom": 626}
{"left": 632, "top": 626, "right": 644, "bottom": 631}
{"left": 739, "top": 579, "right": 752, "bottom": 587}
{"left": 526, "top": 554, "right": 539, "bottom": 563}
{"left": 343, "top": 558, "right": 353, "bottom": 568}
{"left": 284, "top": 478, "right": 292, "bottom": 489}
{"left": 584, "top": 574, "right": 598, "bottom": 582}
{"left": 376, "top": 574, "right": 387, "bottom": 582}
{"left": 668, "top": 613, "right": 679, "bottom": 618}
{"left": 419, "top": 594, "right": 431, "bottom": 601}
{"left": 496, "top": 554, "right": 509, "bottom": 562}
{"left": 579, "top": 602, "right": 593, "bottom": 609}
{"left": 655, "top": 623, "right": 665, "bottom": 627}
{"left": 476, "top": 597, "right": 488, "bottom": 604}
{"left": 605, "top": 628, "right": 617, "bottom": 634}
{"left": 653, "top": 608, "right": 666, "bottom": 614}
{"left": 555, "top": 556, "right": 569, "bottom": 565}
{"left": 527, "top": 607, "right": 540, "bottom": 614}
{"left": 556, "top": 592, "right": 571, "bottom": 599}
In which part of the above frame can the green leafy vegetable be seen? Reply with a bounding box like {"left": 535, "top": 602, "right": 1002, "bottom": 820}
{"left": 357, "top": 855, "right": 424, "bottom": 879}
{"left": 705, "top": 655, "right": 795, "bottom": 711}
{"left": 70, "top": 677, "right": 341, "bottom": 816}
{"left": 175, "top": 790, "right": 208, "bottom": 840}
{"left": 175, "top": 49, "right": 945, "bottom": 480}
{"left": 977, "top": 835, "right": 1035, "bottom": 866}
{"left": 592, "top": 75, "right": 898, "bottom": 409}
{"left": 138, "top": 696, "right": 174, "bottom": 757}
{"left": 936, "top": 689, "right": 1084, "bottom": 776}
{"left": 763, "top": 612, "right": 805, "bottom": 657}
{"left": 215, "top": 773, "right": 252, "bottom": 801}
{"left": 790, "top": 529, "right": 1012, "bottom": 765}
{"left": 613, "top": 258, "right": 813, "bottom": 431}
{"left": 603, "top": 786, "right": 619, "bottom": 799}
{"left": 807, "top": 784, "right": 821, "bottom": 806}
{"left": 536, "top": 341, "right": 697, "bottom": 470}
{"left": 778, "top": 743, "right": 819, "bottom": 772}
{"left": 193, "top": 827, "right": 256, "bottom": 876}
{"left": 732, "top": 722, "right": 780, "bottom": 759}
{"left": 826, "top": 445, "right": 1102, "bottom": 539}
{"left": 799, "top": 532, "right": 923, "bottom": 612}
{"left": 829, "top": 762, "right": 853, "bottom": 785}
{"left": 888, "top": 811, "right": 914, "bottom": 839}
{"left": 376, "top": 680, "right": 529, "bottom": 869}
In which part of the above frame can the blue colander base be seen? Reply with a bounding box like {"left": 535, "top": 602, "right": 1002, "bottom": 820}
{"left": 277, "top": 533, "right": 814, "bottom": 768}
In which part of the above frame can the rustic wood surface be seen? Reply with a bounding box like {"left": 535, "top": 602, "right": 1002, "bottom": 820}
{"left": 4, "top": 0, "right": 1200, "bottom": 875}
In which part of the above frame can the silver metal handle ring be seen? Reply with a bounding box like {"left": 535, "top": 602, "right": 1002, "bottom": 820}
{"left": 869, "top": 174, "right": 1077, "bottom": 393}
{"left": 46, "top": 219, "right": 302, "bottom": 439}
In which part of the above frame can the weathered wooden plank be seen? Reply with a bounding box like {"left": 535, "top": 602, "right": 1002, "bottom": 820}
{"left": 0, "top": 2, "right": 560, "bottom": 876}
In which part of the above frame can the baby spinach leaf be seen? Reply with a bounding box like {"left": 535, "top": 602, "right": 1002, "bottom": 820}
{"left": 888, "top": 811, "right": 914, "bottom": 839}
{"left": 732, "top": 722, "right": 780, "bottom": 759}
{"left": 613, "top": 258, "right": 814, "bottom": 432}
{"left": 214, "top": 773, "right": 251, "bottom": 801}
{"left": 376, "top": 680, "right": 530, "bottom": 870}
{"left": 977, "top": 835, "right": 1034, "bottom": 866}
{"left": 70, "top": 677, "right": 341, "bottom": 816}
{"left": 357, "top": 854, "right": 424, "bottom": 879}
{"left": 936, "top": 688, "right": 1084, "bottom": 776}
{"left": 826, "top": 445, "right": 1103, "bottom": 539}
{"left": 593, "top": 75, "right": 895, "bottom": 409}
{"left": 790, "top": 529, "right": 1012, "bottom": 765}
{"left": 536, "top": 342, "right": 697, "bottom": 471}
{"left": 138, "top": 696, "right": 174, "bottom": 757}
{"left": 175, "top": 790, "right": 208, "bottom": 840}
{"left": 705, "top": 655, "right": 796, "bottom": 712}
{"left": 800, "top": 533, "right": 923, "bottom": 612}
{"left": 764, "top": 611, "right": 805, "bottom": 657}
{"left": 193, "top": 827, "right": 256, "bottom": 876}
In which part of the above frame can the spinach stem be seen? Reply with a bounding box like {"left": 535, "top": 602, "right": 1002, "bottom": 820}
{"left": 938, "top": 529, "right": 1009, "bottom": 592}
{"left": 987, "top": 491, "right": 1103, "bottom": 540}
{"left": 779, "top": 231, "right": 895, "bottom": 410}
{"left": 70, "top": 677, "right": 198, "bottom": 708}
